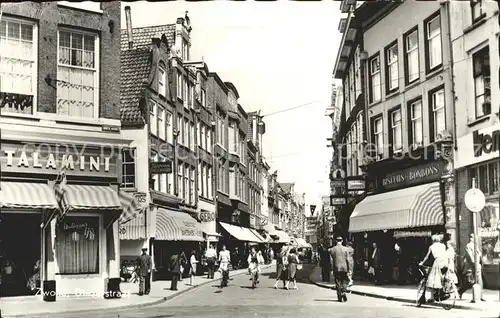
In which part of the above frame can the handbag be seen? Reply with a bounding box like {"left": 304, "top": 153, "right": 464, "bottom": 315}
{"left": 368, "top": 266, "right": 375, "bottom": 275}
{"left": 297, "top": 264, "right": 303, "bottom": 270}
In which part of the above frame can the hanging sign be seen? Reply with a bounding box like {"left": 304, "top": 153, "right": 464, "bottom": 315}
{"left": 310, "top": 205, "right": 317, "bottom": 216}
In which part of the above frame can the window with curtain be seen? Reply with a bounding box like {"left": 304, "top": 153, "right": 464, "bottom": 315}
{"left": 184, "top": 118, "right": 189, "bottom": 148}
{"left": 177, "top": 73, "right": 182, "bottom": 99}
{"left": 166, "top": 111, "right": 173, "bottom": 143}
{"left": 150, "top": 100, "right": 157, "bottom": 136}
{"left": 56, "top": 216, "right": 99, "bottom": 274}
{"left": 208, "top": 165, "right": 213, "bottom": 198}
{"left": 190, "top": 122, "right": 195, "bottom": 150}
{"left": 426, "top": 15, "right": 442, "bottom": 70}
{"left": 159, "top": 154, "right": 167, "bottom": 193}
{"left": 57, "top": 29, "right": 97, "bottom": 118}
{"left": 0, "top": 18, "right": 37, "bottom": 115}
{"left": 190, "top": 166, "right": 195, "bottom": 205}
{"left": 405, "top": 30, "right": 419, "bottom": 83}
{"left": 390, "top": 108, "right": 402, "bottom": 153}
{"left": 385, "top": 43, "right": 399, "bottom": 92}
{"left": 369, "top": 55, "right": 381, "bottom": 103}
{"left": 177, "top": 116, "right": 183, "bottom": 145}
{"left": 184, "top": 164, "right": 189, "bottom": 202}
{"left": 183, "top": 76, "right": 188, "bottom": 108}
{"left": 409, "top": 100, "right": 423, "bottom": 148}
{"left": 178, "top": 162, "right": 183, "bottom": 199}
{"left": 373, "top": 117, "right": 384, "bottom": 159}
{"left": 158, "top": 105, "right": 165, "bottom": 140}
{"left": 430, "top": 88, "right": 445, "bottom": 141}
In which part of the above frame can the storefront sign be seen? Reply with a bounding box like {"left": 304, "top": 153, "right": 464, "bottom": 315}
{"left": 473, "top": 129, "right": 499, "bottom": 157}
{"left": 347, "top": 180, "right": 365, "bottom": 191}
{"left": 331, "top": 180, "right": 345, "bottom": 188}
{"left": 378, "top": 161, "right": 446, "bottom": 191}
{"left": 0, "top": 143, "right": 117, "bottom": 178}
{"left": 149, "top": 161, "right": 172, "bottom": 174}
{"left": 330, "top": 197, "right": 346, "bottom": 205}
{"left": 61, "top": 217, "right": 99, "bottom": 241}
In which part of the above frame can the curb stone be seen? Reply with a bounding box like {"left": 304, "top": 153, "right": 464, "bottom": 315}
{"left": 4, "top": 264, "right": 272, "bottom": 318}
{"left": 309, "top": 271, "right": 487, "bottom": 312}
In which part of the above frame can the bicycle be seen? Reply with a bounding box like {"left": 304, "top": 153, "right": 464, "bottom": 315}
{"left": 416, "top": 264, "right": 457, "bottom": 310}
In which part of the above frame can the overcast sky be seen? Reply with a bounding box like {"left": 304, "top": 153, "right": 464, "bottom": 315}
{"left": 121, "top": 1, "right": 342, "bottom": 213}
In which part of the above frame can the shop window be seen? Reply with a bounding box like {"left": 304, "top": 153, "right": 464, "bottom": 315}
{"left": 121, "top": 148, "right": 136, "bottom": 189}
{"left": 0, "top": 18, "right": 37, "bottom": 115}
{"left": 56, "top": 216, "right": 99, "bottom": 274}
{"left": 57, "top": 29, "right": 98, "bottom": 118}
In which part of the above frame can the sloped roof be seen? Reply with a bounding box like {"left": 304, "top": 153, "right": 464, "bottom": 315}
{"left": 121, "top": 24, "right": 176, "bottom": 50}
{"left": 120, "top": 48, "right": 152, "bottom": 126}
{"left": 279, "top": 183, "right": 295, "bottom": 194}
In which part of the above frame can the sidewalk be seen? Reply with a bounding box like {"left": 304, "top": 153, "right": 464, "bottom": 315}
{"left": 1, "top": 263, "right": 273, "bottom": 318}
{"left": 309, "top": 265, "right": 499, "bottom": 313}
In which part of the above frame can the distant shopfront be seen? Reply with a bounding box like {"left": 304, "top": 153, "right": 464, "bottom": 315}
{"left": 349, "top": 160, "right": 447, "bottom": 283}
{"left": 455, "top": 124, "right": 500, "bottom": 289}
{"left": 0, "top": 141, "right": 124, "bottom": 297}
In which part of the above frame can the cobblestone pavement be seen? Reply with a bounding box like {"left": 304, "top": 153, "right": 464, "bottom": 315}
{"left": 18, "top": 265, "right": 499, "bottom": 318}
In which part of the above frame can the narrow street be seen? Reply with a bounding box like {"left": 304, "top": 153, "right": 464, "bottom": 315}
{"left": 23, "top": 266, "right": 489, "bottom": 318}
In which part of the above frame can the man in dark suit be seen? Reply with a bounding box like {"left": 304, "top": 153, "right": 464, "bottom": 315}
{"left": 137, "top": 248, "right": 152, "bottom": 295}
{"left": 329, "top": 236, "right": 350, "bottom": 302}
{"left": 169, "top": 251, "right": 182, "bottom": 291}
{"left": 318, "top": 242, "right": 331, "bottom": 282}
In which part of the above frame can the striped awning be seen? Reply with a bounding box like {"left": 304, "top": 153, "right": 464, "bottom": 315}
{"left": 219, "top": 222, "right": 261, "bottom": 242}
{"left": 0, "top": 182, "right": 58, "bottom": 210}
{"left": 156, "top": 208, "right": 204, "bottom": 241}
{"left": 118, "top": 191, "right": 148, "bottom": 224}
{"left": 349, "top": 182, "right": 444, "bottom": 233}
{"left": 62, "top": 185, "right": 123, "bottom": 211}
{"left": 275, "top": 230, "right": 291, "bottom": 244}
{"left": 249, "top": 228, "right": 267, "bottom": 243}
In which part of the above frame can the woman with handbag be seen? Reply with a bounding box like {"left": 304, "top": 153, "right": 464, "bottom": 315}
{"left": 285, "top": 248, "right": 300, "bottom": 290}
{"left": 273, "top": 246, "right": 288, "bottom": 289}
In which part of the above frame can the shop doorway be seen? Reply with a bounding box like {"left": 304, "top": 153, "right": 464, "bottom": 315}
{"left": 1, "top": 213, "right": 41, "bottom": 297}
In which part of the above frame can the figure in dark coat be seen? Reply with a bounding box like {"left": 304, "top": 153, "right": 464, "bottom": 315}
{"left": 329, "top": 237, "right": 351, "bottom": 302}
{"left": 169, "top": 252, "right": 181, "bottom": 291}
{"left": 137, "top": 248, "right": 152, "bottom": 295}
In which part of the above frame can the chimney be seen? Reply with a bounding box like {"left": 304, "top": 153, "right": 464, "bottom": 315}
{"left": 125, "top": 6, "right": 133, "bottom": 49}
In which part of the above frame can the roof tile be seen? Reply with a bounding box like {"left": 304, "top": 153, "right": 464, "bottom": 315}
{"left": 121, "top": 24, "right": 176, "bottom": 51}
{"left": 120, "top": 48, "right": 152, "bottom": 126}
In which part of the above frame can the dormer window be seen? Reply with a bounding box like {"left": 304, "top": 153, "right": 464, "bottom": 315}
{"left": 159, "top": 62, "right": 167, "bottom": 97}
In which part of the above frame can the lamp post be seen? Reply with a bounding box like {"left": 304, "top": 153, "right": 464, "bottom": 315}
{"left": 464, "top": 178, "right": 485, "bottom": 302}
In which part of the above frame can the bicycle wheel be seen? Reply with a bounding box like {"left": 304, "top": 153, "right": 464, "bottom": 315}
{"left": 440, "top": 286, "right": 456, "bottom": 310}
{"left": 416, "top": 279, "right": 426, "bottom": 307}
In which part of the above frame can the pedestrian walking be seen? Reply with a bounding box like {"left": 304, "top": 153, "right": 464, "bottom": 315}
{"left": 189, "top": 250, "right": 198, "bottom": 286}
{"left": 273, "top": 245, "right": 288, "bottom": 289}
{"left": 458, "top": 233, "right": 485, "bottom": 302}
{"left": 369, "top": 242, "right": 381, "bottom": 284}
{"left": 345, "top": 241, "right": 354, "bottom": 287}
{"left": 329, "top": 237, "right": 350, "bottom": 302}
{"left": 318, "top": 243, "right": 331, "bottom": 282}
{"left": 169, "top": 251, "right": 182, "bottom": 291}
{"left": 136, "top": 248, "right": 152, "bottom": 296}
{"left": 205, "top": 244, "right": 217, "bottom": 279}
{"left": 179, "top": 251, "right": 187, "bottom": 282}
{"left": 285, "top": 248, "right": 300, "bottom": 290}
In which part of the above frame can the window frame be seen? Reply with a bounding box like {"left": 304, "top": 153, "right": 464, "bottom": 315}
{"left": 158, "top": 63, "right": 167, "bottom": 97}
{"left": 389, "top": 107, "right": 403, "bottom": 154}
{"left": 149, "top": 100, "right": 157, "bottom": 136}
{"left": 472, "top": 45, "right": 491, "bottom": 119}
{"left": 176, "top": 72, "right": 183, "bottom": 100}
{"left": 0, "top": 17, "right": 38, "bottom": 117}
{"left": 369, "top": 54, "right": 381, "bottom": 103}
{"left": 56, "top": 27, "right": 100, "bottom": 119}
{"left": 424, "top": 12, "right": 443, "bottom": 73}
{"left": 121, "top": 148, "right": 136, "bottom": 189}
{"left": 371, "top": 115, "right": 384, "bottom": 159}
{"left": 404, "top": 27, "right": 419, "bottom": 85}
{"left": 428, "top": 85, "right": 446, "bottom": 142}
{"left": 157, "top": 104, "right": 166, "bottom": 140}
{"left": 471, "top": 0, "right": 485, "bottom": 23}
{"left": 407, "top": 98, "right": 423, "bottom": 150}
{"left": 385, "top": 41, "right": 399, "bottom": 94}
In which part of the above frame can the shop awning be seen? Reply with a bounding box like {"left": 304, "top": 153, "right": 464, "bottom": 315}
{"left": 274, "top": 230, "right": 291, "bottom": 244}
{"left": 294, "top": 237, "right": 310, "bottom": 248}
{"left": 219, "top": 222, "right": 262, "bottom": 242}
{"left": 249, "top": 228, "right": 267, "bottom": 243}
{"left": 62, "top": 185, "right": 123, "bottom": 212}
{"left": 156, "top": 208, "right": 204, "bottom": 241}
{"left": 0, "top": 182, "right": 58, "bottom": 210}
{"left": 349, "top": 182, "right": 444, "bottom": 233}
{"left": 118, "top": 191, "right": 148, "bottom": 224}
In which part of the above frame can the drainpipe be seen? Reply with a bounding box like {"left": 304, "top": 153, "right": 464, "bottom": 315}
{"left": 125, "top": 6, "right": 134, "bottom": 49}
{"left": 443, "top": 0, "right": 458, "bottom": 152}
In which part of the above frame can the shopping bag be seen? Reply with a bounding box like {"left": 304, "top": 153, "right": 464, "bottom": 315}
{"left": 368, "top": 266, "right": 375, "bottom": 275}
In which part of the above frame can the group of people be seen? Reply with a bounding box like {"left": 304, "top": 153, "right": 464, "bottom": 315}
{"left": 273, "top": 245, "right": 303, "bottom": 290}
{"left": 419, "top": 233, "right": 486, "bottom": 302}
